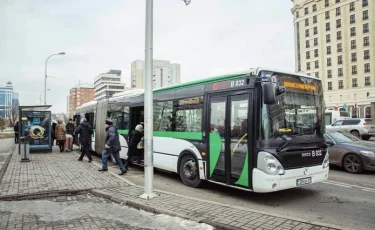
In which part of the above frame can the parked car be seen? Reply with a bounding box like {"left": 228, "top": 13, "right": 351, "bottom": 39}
{"left": 325, "top": 131, "right": 375, "bottom": 173}
{"left": 325, "top": 118, "right": 375, "bottom": 140}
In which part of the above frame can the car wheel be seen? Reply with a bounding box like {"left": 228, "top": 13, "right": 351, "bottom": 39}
{"left": 343, "top": 154, "right": 364, "bottom": 174}
{"left": 362, "top": 135, "right": 371, "bottom": 141}
{"left": 179, "top": 154, "right": 201, "bottom": 188}
{"left": 350, "top": 130, "right": 360, "bottom": 138}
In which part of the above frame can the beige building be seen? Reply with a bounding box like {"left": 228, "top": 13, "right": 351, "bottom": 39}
{"left": 131, "top": 60, "right": 181, "bottom": 89}
{"left": 94, "top": 70, "right": 128, "bottom": 101}
{"left": 291, "top": 0, "right": 374, "bottom": 118}
{"left": 67, "top": 84, "right": 95, "bottom": 118}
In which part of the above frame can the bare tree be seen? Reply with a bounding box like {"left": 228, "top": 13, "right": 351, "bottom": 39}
{"left": 0, "top": 117, "right": 6, "bottom": 131}
{"left": 4, "top": 103, "right": 19, "bottom": 127}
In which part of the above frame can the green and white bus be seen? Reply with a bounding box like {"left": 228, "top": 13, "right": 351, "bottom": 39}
{"left": 75, "top": 68, "right": 329, "bottom": 193}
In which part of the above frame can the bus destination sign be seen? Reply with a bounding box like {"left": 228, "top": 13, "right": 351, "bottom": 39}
{"left": 209, "top": 78, "right": 247, "bottom": 91}
{"left": 283, "top": 81, "right": 316, "bottom": 91}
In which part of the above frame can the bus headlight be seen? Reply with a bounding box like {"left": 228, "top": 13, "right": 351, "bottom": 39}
{"left": 323, "top": 152, "right": 329, "bottom": 169}
{"left": 258, "top": 152, "right": 285, "bottom": 175}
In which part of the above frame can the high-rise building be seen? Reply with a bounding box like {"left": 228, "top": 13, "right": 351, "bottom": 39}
{"left": 94, "top": 70, "right": 128, "bottom": 101}
{"left": 0, "top": 81, "right": 19, "bottom": 121}
{"left": 67, "top": 84, "right": 95, "bottom": 118}
{"left": 131, "top": 60, "right": 181, "bottom": 89}
{"left": 291, "top": 0, "right": 375, "bottom": 118}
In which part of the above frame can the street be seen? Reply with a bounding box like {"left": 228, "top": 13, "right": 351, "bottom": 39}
{"left": 103, "top": 156, "right": 375, "bottom": 230}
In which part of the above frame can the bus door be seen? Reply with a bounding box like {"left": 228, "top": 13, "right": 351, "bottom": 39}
{"left": 207, "top": 93, "right": 251, "bottom": 187}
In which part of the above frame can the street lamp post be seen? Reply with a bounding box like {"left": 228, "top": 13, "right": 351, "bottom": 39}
{"left": 140, "top": 0, "right": 191, "bottom": 200}
{"left": 44, "top": 52, "right": 65, "bottom": 105}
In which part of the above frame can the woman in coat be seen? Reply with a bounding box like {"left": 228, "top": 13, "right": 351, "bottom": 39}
{"left": 51, "top": 121, "right": 57, "bottom": 146}
{"left": 125, "top": 124, "right": 144, "bottom": 169}
{"left": 55, "top": 120, "right": 66, "bottom": 152}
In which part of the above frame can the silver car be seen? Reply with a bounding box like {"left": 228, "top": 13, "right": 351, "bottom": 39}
{"left": 326, "top": 118, "right": 375, "bottom": 140}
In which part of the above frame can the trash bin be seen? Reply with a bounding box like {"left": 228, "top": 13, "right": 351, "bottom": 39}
{"left": 20, "top": 136, "right": 30, "bottom": 162}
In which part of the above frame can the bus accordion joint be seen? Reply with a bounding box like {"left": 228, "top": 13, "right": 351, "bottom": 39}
{"left": 232, "top": 133, "right": 248, "bottom": 156}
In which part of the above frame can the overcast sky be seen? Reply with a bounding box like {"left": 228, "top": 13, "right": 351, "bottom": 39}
{"left": 0, "top": 0, "right": 295, "bottom": 114}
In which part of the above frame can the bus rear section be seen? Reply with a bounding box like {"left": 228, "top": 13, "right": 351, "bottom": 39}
{"left": 253, "top": 71, "right": 329, "bottom": 193}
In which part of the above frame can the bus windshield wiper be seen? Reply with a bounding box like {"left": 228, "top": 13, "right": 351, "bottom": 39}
{"left": 277, "top": 131, "right": 315, "bottom": 152}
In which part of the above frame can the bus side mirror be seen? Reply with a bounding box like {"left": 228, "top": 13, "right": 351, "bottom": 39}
{"left": 263, "top": 80, "right": 276, "bottom": 104}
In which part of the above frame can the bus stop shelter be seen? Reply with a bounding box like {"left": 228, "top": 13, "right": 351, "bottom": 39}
{"left": 18, "top": 105, "right": 53, "bottom": 154}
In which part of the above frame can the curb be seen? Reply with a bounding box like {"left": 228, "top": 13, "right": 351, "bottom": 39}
{"left": 0, "top": 144, "right": 16, "bottom": 183}
{"left": 0, "top": 188, "right": 91, "bottom": 201}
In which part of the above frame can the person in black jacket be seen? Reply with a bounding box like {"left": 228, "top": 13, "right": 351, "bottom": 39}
{"left": 65, "top": 119, "right": 75, "bottom": 151}
{"left": 13, "top": 121, "right": 19, "bottom": 144}
{"left": 75, "top": 118, "right": 93, "bottom": 162}
{"left": 51, "top": 121, "right": 57, "bottom": 146}
{"left": 98, "top": 119, "right": 126, "bottom": 175}
{"left": 124, "top": 124, "right": 144, "bottom": 170}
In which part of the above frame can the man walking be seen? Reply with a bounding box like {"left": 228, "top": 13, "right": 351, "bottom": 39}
{"left": 98, "top": 119, "right": 126, "bottom": 175}
{"left": 75, "top": 118, "right": 93, "bottom": 163}
{"left": 14, "top": 121, "right": 19, "bottom": 144}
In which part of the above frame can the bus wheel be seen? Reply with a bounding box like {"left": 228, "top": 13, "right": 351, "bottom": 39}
{"left": 179, "top": 155, "right": 201, "bottom": 188}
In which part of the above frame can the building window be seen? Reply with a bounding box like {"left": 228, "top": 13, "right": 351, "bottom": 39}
{"left": 314, "top": 49, "right": 319, "bottom": 57}
{"left": 364, "top": 36, "right": 369, "bottom": 46}
{"left": 305, "top": 18, "right": 309, "bottom": 26}
{"left": 350, "top": 2, "right": 355, "bottom": 11}
{"left": 327, "top": 58, "right": 332, "bottom": 66}
{"left": 337, "top": 43, "right": 342, "bottom": 52}
{"left": 350, "top": 27, "right": 356, "bottom": 36}
{"left": 296, "top": 11, "right": 299, "bottom": 18}
{"left": 305, "top": 7, "right": 309, "bottom": 15}
{"left": 315, "top": 72, "right": 319, "bottom": 78}
{"left": 364, "top": 50, "right": 370, "bottom": 60}
{"left": 336, "top": 19, "right": 341, "bottom": 28}
{"left": 328, "top": 82, "right": 332, "bottom": 90}
{"left": 363, "top": 0, "right": 368, "bottom": 7}
{"left": 338, "top": 67, "right": 343, "bottom": 76}
{"left": 307, "top": 62, "right": 311, "bottom": 70}
{"left": 306, "top": 40, "right": 310, "bottom": 48}
{"left": 365, "top": 106, "right": 371, "bottom": 118}
{"left": 314, "top": 26, "right": 318, "bottom": 35}
{"left": 313, "top": 15, "right": 317, "bottom": 23}
{"left": 336, "top": 7, "right": 341, "bottom": 16}
{"left": 328, "top": 69, "right": 332, "bottom": 78}
{"left": 350, "top": 15, "right": 355, "bottom": 24}
{"left": 339, "top": 80, "right": 344, "bottom": 89}
{"left": 363, "top": 10, "right": 369, "bottom": 20}
{"left": 363, "top": 23, "right": 369, "bottom": 33}
{"left": 365, "top": 63, "right": 370, "bottom": 73}
{"left": 337, "top": 31, "right": 342, "bottom": 40}
{"left": 327, "top": 46, "right": 331, "bottom": 55}
{"left": 314, "top": 38, "right": 318, "bottom": 46}
{"left": 351, "top": 52, "right": 357, "bottom": 62}
{"left": 352, "top": 78, "right": 358, "bottom": 88}
{"left": 365, "top": 77, "right": 371, "bottom": 86}
{"left": 326, "top": 22, "right": 330, "bottom": 31}
{"left": 338, "top": 55, "right": 343, "bottom": 65}
{"left": 313, "top": 4, "right": 317, "bottom": 12}
{"left": 315, "top": 60, "right": 319, "bottom": 68}
{"left": 325, "top": 11, "right": 330, "bottom": 19}
{"left": 305, "top": 29, "right": 310, "bottom": 37}
{"left": 306, "top": 51, "right": 310, "bottom": 59}
{"left": 325, "top": 0, "right": 329, "bottom": 7}
{"left": 352, "top": 65, "right": 357, "bottom": 74}
{"left": 326, "top": 34, "right": 331, "bottom": 43}
{"left": 351, "top": 40, "right": 356, "bottom": 49}
{"left": 335, "top": 0, "right": 340, "bottom": 3}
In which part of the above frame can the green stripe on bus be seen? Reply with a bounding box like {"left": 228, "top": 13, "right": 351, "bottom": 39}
{"left": 234, "top": 152, "right": 249, "bottom": 187}
{"left": 118, "top": 130, "right": 129, "bottom": 135}
{"left": 209, "top": 132, "right": 222, "bottom": 177}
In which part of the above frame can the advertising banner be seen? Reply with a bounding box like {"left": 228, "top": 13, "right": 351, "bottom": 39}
{"left": 21, "top": 111, "right": 51, "bottom": 150}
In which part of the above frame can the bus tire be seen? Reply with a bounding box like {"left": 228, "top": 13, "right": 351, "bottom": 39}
{"left": 179, "top": 154, "right": 201, "bottom": 188}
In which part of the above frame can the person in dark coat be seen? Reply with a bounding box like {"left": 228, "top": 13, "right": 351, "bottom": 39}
{"left": 65, "top": 118, "right": 75, "bottom": 151}
{"left": 98, "top": 119, "right": 126, "bottom": 175}
{"left": 13, "top": 121, "right": 19, "bottom": 144}
{"left": 124, "top": 124, "right": 144, "bottom": 170}
{"left": 51, "top": 121, "right": 57, "bottom": 146}
{"left": 75, "top": 118, "right": 93, "bottom": 162}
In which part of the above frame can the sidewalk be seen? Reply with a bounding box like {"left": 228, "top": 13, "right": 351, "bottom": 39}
{"left": 0, "top": 147, "right": 341, "bottom": 230}
{"left": 0, "top": 139, "right": 15, "bottom": 183}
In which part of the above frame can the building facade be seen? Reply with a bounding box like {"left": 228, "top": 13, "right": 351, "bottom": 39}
{"left": 131, "top": 60, "right": 181, "bottom": 89}
{"left": 67, "top": 84, "right": 95, "bottom": 118}
{"left": 0, "top": 82, "right": 19, "bottom": 122}
{"left": 94, "top": 70, "right": 127, "bottom": 101}
{"left": 291, "top": 0, "right": 375, "bottom": 118}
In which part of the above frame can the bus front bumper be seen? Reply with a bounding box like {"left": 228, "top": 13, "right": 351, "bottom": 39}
{"left": 253, "top": 165, "right": 329, "bottom": 193}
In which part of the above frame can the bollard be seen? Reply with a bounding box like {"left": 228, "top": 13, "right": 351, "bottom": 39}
{"left": 20, "top": 137, "right": 30, "bottom": 162}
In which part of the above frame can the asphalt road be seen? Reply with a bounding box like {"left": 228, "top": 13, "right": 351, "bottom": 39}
{"left": 102, "top": 160, "right": 375, "bottom": 230}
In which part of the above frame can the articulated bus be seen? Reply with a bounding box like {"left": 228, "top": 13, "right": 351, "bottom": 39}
{"left": 75, "top": 68, "right": 329, "bottom": 193}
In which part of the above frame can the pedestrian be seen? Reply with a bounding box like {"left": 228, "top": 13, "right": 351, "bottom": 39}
{"left": 55, "top": 120, "right": 66, "bottom": 152}
{"left": 98, "top": 119, "right": 126, "bottom": 175}
{"left": 65, "top": 118, "right": 74, "bottom": 151}
{"left": 75, "top": 118, "right": 93, "bottom": 162}
{"left": 124, "top": 124, "right": 144, "bottom": 170}
{"left": 13, "top": 121, "right": 19, "bottom": 144}
{"left": 52, "top": 120, "right": 57, "bottom": 146}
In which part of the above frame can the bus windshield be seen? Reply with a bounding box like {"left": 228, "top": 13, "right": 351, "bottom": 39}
{"left": 260, "top": 74, "right": 324, "bottom": 147}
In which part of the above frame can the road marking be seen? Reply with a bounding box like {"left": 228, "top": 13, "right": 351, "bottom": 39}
{"left": 362, "top": 188, "right": 375, "bottom": 192}
{"left": 323, "top": 181, "right": 351, "bottom": 188}
{"left": 324, "top": 180, "right": 375, "bottom": 191}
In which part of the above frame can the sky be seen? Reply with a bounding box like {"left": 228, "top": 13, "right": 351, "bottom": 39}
{"left": 0, "top": 0, "right": 295, "bottom": 114}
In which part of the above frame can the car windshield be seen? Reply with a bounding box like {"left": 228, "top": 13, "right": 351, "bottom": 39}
{"left": 328, "top": 131, "right": 360, "bottom": 143}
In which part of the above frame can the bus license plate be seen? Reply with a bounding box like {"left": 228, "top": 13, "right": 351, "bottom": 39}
{"left": 296, "top": 177, "right": 312, "bottom": 186}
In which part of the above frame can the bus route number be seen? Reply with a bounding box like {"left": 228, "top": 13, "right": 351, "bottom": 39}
{"left": 230, "top": 79, "right": 245, "bottom": 88}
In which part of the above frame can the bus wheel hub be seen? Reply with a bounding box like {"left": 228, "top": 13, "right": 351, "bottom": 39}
{"left": 183, "top": 160, "right": 197, "bottom": 179}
